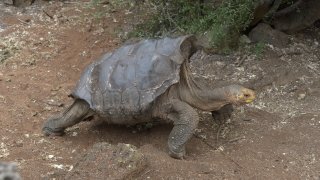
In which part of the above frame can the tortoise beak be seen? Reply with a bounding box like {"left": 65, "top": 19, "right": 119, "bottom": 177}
{"left": 239, "top": 88, "right": 256, "bottom": 103}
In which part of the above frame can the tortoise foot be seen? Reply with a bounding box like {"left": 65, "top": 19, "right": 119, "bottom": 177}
{"left": 42, "top": 126, "right": 65, "bottom": 136}
{"left": 168, "top": 148, "right": 186, "bottom": 160}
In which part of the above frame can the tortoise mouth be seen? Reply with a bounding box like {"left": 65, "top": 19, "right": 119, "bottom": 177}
{"left": 231, "top": 88, "right": 255, "bottom": 104}
{"left": 243, "top": 91, "right": 255, "bottom": 103}
{"left": 240, "top": 88, "right": 256, "bottom": 103}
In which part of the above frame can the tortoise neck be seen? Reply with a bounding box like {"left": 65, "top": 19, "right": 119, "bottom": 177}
{"left": 177, "top": 63, "right": 230, "bottom": 111}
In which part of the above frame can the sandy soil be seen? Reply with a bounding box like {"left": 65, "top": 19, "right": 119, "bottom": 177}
{"left": 0, "top": 0, "right": 320, "bottom": 179}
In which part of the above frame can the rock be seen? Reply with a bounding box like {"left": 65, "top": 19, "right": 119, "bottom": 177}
{"left": 0, "top": 162, "right": 21, "bottom": 180}
{"left": 239, "top": 35, "right": 252, "bottom": 44}
{"left": 65, "top": 142, "right": 147, "bottom": 179}
{"left": 0, "top": 23, "right": 7, "bottom": 32}
{"left": 272, "top": 0, "right": 320, "bottom": 33}
{"left": 298, "top": 93, "right": 306, "bottom": 100}
{"left": 249, "top": 23, "right": 290, "bottom": 48}
{"left": 12, "top": 0, "right": 35, "bottom": 7}
{"left": 308, "top": 88, "right": 320, "bottom": 97}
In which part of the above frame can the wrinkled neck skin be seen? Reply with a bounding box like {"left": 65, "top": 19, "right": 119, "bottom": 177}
{"left": 175, "top": 63, "right": 231, "bottom": 111}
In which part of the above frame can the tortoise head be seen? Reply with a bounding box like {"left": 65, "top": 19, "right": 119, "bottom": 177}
{"left": 225, "top": 85, "right": 256, "bottom": 105}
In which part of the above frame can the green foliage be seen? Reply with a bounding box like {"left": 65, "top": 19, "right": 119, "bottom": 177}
{"left": 89, "top": 0, "right": 102, "bottom": 6}
{"left": 250, "top": 42, "right": 266, "bottom": 59}
{"left": 206, "top": 0, "right": 255, "bottom": 51}
{"left": 0, "top": 38, "right": 20, "bottom": 63}
{"left": 131, "top": 0, "right": 207, "bottom": 37}
{"left": 132, "top": 0, "right": 256, "bottom": 52}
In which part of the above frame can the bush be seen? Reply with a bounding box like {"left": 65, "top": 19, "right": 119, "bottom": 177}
{"left": 132, "top": 0, "right": 256, "bottom": 53}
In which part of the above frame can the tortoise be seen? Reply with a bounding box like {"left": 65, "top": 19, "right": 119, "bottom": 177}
{"left": 42, "top": 36, "right": 255, "bottom": 159}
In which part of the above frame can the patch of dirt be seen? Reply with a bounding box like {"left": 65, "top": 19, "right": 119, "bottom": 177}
{"left": 65, "top": 142, "right": 147, "bottom": 179}
{"left": 0, "top": 0, "right": 320, "bottom": 179}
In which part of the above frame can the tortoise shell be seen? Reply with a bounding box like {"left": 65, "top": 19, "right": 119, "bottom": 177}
{"left": 72, "top": 36, "right": 194, "bottom": 119}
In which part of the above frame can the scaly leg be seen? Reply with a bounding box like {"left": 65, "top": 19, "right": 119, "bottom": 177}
{"left": 167, "top": 100, "right": 199, "bottom": 159}
{"left": 211, "top": 104, "right": 234, "bottom": 125}
{"left": 42, "top": 99, "right": 93, "bottom": 136}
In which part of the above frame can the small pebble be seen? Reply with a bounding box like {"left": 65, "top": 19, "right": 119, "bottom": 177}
{"left": 298, "top": 93, "right": 306, "bottom": 100}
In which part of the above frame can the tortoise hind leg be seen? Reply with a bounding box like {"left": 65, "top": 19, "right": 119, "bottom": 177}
{"left": 42, "top": 99, "right": 93, "bottom": 136}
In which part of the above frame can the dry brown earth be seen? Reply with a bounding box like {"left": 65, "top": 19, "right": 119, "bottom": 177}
{"left": 0, "top": 1, "right": 319, "bottom": 179}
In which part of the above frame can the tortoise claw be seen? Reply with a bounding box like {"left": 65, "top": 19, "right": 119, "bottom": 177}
{"left": 168, "top": 148, "right": 186, "bottom": 160}
{"left": 42, "top": 127, "right": 65, "bottom": 136}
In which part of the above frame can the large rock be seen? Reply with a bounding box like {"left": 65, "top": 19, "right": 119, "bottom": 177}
{"left": 272, "top": 0, "right": 320, "bottom": 33}
{"left": 12, "top": 0, "right": 35, "bottom": 7}
{"left": 249, "top": 23, "right": 290, "bottom": 48}
{"left": 66, "top": 142, "right": 147, "bottom": 180}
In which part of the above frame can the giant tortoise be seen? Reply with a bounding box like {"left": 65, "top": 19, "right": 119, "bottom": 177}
{"left": 42, "top": 36, "right": 255, "bottom": 159}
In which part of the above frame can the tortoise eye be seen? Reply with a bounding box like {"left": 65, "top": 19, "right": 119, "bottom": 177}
{"left": 244, "top": 93, "right": 250, "bottom": 98}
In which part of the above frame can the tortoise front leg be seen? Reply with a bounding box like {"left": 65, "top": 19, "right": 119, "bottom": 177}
{"left": 167, "top": 100, "right": 199, "bottom": 159}
{"left": 42, "top": 99, "right": 93, "bottom": 136}
{"left": 211, "top": 104, "right": 234, "bottom": 124}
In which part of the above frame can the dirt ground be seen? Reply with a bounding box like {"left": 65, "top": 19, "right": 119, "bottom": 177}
{"left": 0, "top": 0, "right": 320, "bottom": 179}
